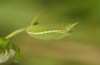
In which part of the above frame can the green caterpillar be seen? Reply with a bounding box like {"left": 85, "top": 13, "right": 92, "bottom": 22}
{"left": 26, "top": 10, "right": 78, "bottom": 40}
{"left": 26, "top": 22, "right": 78, "bottom": 40}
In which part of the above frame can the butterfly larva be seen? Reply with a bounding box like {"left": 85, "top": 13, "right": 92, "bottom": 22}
{"left": 26, "top": 10, "right": 78, "bottom": 40}
{"left": 26, "top": 22, "right": 79, "bottom": 40}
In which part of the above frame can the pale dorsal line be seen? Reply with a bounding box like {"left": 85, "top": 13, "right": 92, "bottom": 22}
{"left": 27, "top": 30, "right": 66, "bottom": 35}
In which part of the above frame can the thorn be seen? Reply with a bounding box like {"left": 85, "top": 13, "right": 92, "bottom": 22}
{"left": 31, "top": 9, "right": 44, "bottom": 26}
{"left": 67, "top": 22, "right": 79, "bottom": 30}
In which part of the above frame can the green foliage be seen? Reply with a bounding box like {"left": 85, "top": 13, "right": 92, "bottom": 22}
{"left": 0, "top": 38, "right": 20, "bottom": 63}
{"left": 0, "top": 38, "right": 8, "bottom": 49}
{"left": 12, "top": 43, "right": 20, "bottom": 63}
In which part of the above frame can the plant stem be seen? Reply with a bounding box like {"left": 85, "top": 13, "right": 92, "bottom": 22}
{"left": 5, "top": 28, "right": 26, "bottom": 39}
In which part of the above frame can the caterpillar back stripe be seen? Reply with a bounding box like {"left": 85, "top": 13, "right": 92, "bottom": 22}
{"left": 27, "top": 30, "right": 66, "bottom": 35}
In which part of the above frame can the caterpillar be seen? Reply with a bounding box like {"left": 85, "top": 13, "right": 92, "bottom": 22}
{"left": 26, "top": 10, "right": 79, "bottom": 40}
{"left": 26, "top": 22, "right": 79, "bottom": 40}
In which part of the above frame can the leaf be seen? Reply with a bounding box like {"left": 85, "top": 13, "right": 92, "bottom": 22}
{"left": 0, "top": 38, "right": 8, "bottom": 47}
{"left": 0, "top": 38, "right": 20, "bottom": 63}
{"left": 0, "top": 38, "right": 10, "bottom": 53}
{"left": 12, "top": 43, "right": 20, "bottom": 63}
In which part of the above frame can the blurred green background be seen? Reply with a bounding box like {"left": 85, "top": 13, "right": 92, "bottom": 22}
{"left": 0, "top": 0, "right": 100, "bottom": 65}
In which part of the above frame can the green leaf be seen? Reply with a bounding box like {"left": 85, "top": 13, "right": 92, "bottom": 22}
{"left": 0, "top": 37, "right": 21, "bottom": 63}
{"left": 0, "top": 38, "right": 7, "bottom": 47}
{"left": 12, "top": 43, "right": 20, "bottom": 63}
{"left": 0, "top": 38, "right": 5, "bottom": 46}
{"left": 0, "top": 38, "right": 10, "bottom": 53}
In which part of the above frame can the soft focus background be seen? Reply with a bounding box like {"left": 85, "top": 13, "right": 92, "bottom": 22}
{"left": 0, "top": 0, "right": 100, "bottom": 65}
